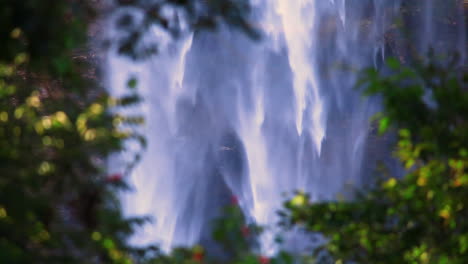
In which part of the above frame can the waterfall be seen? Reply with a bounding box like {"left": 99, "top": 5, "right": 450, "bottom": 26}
{"left": 108, "top": 0, "right": 466, "bottom": 255}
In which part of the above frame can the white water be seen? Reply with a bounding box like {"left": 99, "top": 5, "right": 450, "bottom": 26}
{"left": 108, "top": 0, "right": 466, "bottom": 255}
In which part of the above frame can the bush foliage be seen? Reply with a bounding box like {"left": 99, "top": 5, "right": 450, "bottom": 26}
{"left": 0, "top": 1, "right": 257, "bottom": 263}
{"left": 283, "top": 56, "right": 468, "bottom": 264}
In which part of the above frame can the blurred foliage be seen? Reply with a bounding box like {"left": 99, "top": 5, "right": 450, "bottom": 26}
{"left": 0, "top": 0, "right": 150, "bottom": 262}
{"left": 0, "top": 0, "right": 94, "bottom": 74}
{"left": 282, "top": 56, "right": 468, "bottom": 263}
{"left": 145, "top": 201, "right": 273, "bottom": 264}
{"left": 0, "top": 0, "right": 258, "bottom": 263}
{"left": 111, "top": 0, "right": 260, "bottom": 59}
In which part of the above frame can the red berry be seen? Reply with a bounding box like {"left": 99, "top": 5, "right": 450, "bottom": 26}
{"left": 241, "top": 226, "right": 250, "bottom": 237}
{"left": 230, "top": 195, "right": 239, "bottom": 205}
{"left": 259, "top": 256, "right": 269, "bottom": 264}
{"left": 106, "top": 173, "right": 122, "bottom": 182}
{"left": 192, "top": 252, "right": 203, "bottom": 262}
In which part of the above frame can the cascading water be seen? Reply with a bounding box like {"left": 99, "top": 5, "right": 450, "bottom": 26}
{"left": 108, "top": 0, "right": 466, "bottom": 255}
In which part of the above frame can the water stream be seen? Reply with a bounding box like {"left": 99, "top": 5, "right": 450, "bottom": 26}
{"left": 108, "top": 0, "right": 466, "bottom": 255}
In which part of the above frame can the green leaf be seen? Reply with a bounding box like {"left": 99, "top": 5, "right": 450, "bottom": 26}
{"left": 399, "top": 129, "right": 411, "bottom": 138}
{"left": 378, "top": 117, "right": 390, "bottom": 134}
{"left": 127, "top": 77, "right": 138, "bottom": 89}
{"left": 386, "top": 57, "right": 401, "bottom": 70}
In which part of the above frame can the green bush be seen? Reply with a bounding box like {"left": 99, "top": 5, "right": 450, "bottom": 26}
{"left": 283, "top": 56, "right": 468, "bottom": 264}
{"left": 0, "top": 1, "right": 257, "bottom": 263}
